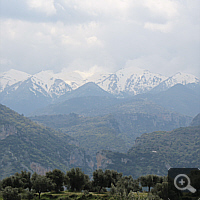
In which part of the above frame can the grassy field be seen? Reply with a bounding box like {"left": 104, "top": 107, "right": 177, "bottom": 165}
{"left": 0, "top": 191, "right": 150, "bottom": 200}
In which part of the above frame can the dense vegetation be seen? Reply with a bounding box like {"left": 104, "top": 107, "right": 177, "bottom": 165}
{"left": 1, "top": 168, "right": 199, "bottom": 200}
{"left": 0, "top": 104, "right": 93, "bottom": 180}
{"left": 98, "top": 125, "right": 200, "bottom": 179}
{"left": 0, "top": 103, "right": 199, "bottom": 180}
{"left": 30, "top": 108, "right": 191, "bottom": 155}
{"left": 0, "top": 168, "right": 169, "bottom": 200}
{"left": 30, "top": 113, "right": 128, "bottom": 156}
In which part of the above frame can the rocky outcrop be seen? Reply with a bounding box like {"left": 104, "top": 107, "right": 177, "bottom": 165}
{"left": 96, "top": 150, "right": 113, "bottom": 169}
{"left": 70, "top": 149, "right": 85, "bottom": 166}
{"left": 86, "top": 158, "right": 94, "bottom": 170}
{"left": 30, "top": 162, "right": 51, "bottom": 175}
{"left": 0, "top": 124, "right": 17, "bottom": 140}
{"left": 69, "top": 148, "right": 95, "bottom": 170}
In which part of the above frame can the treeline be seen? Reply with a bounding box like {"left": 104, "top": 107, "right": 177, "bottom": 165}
{"left": 0, "top": 168, "right": 168, "bottom": 200}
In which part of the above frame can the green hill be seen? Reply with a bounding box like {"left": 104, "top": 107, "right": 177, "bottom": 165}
{"left": 0, "top": 104, "right": 93, "bottom": 180}
{"left": 30, "top": 113, "right": 128, "bottom": 157}
{"left": 30, "top": 105, "right": 192, "bottom": 155}
{"left": 96, "top": 124, "right": 200, "bottom": 179}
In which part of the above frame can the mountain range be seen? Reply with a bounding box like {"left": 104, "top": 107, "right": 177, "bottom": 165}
{"left": 0, "top": 66, "right": 199, "bottom": 180}
{"left": 0, "top": 104, "right": 199, "bottom": 180}
{"left": 0, "top": 104, "right": 94, "bottom": 180}
{"left": 96, "top": 115, "right": 200, "bottom": 179}
{"left": 0, "top": 67, "right": 199, "bottom": 116}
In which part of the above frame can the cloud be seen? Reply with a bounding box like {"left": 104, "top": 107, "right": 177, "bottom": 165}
{"left": 0, "top": 0, "right": 199, "bottom": 78}
{"left": 86, "top": 36, "right": 104, "bottom": 47}
{"left": 144, "top": 21, "right": 174, "bottom": 33}
{"left": 143, "top": 0, "right": 179, "bottom": 19}
{"left": 27, "top": 0, "right": 57, "bottom": 16}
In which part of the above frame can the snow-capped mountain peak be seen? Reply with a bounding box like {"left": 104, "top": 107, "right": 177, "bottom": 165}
{"left": 158, "top": 72, "right": 199, "bottom": 90}
{"left": 0, "top": 68, "right": 199, "bottom": 99}
{"left": 151, "top": 71, "right": 200, "bottom": 93}
{"left": 0, "top": 69, "right": 31, "bottom": 92}
{"left": 31, "top": 70, "right": 57, "bottom": 93}
{"left": 167, "top": 72, "right": 199, "bottom": 86}
{"left": 87, "top": 66, "right": 168, "bottom": 95}
{"left": 30, "top": 70, "right": 72, "bottom": 97}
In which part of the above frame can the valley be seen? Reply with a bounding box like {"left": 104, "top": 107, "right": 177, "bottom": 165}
{"left": 0, "top": 66, "right": 199, "bottom": 186}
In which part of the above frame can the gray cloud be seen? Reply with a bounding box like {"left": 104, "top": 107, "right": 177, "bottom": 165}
{"left": 0, "top": 0, "right": 199, "bottom": 77}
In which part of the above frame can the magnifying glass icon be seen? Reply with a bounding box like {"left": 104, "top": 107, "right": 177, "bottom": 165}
{"left": 174, "top": 174, "right": 196, "bottom": 193}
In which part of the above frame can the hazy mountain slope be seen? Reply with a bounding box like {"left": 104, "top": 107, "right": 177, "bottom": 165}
{"left": 56, "top": 82, "right": 114, "bottom": 103}
{"left": 30, "top": 114, "right": 128, "bottom": 157}
{"left": 190, "top": 113, "right": 200, "bottom": 126}
{"left": 138, "top": 84, "right": 200, "bottom": 117}
{"left": 1, "top": 68, "right": 199, "bottom": 116}
{"left": 0, "top": 71, "right": 72, "bottom": 115}
{"left": 1, "top": 69, "right": 199, "bottom": 97}
{"left": 97, "top": 124, "right": 200, "bottom": 179}
{"left": 31, "top": 96, "right": 121, "bottom": 116}
{"left": 0, "top": 104, "right": 94, "bottom": 179}
{"left": 29, "top": 80, "right": 126, "bottom": 117}
{"left": 31, "top": 102, "right": 192, "bottom": 152}
{"left": 0, "top": 79, "right": 51, "bottom": 115}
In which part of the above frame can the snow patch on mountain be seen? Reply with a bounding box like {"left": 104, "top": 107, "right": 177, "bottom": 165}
{"left": 31, "top": 70, "right": 56, "bottom": 93}
{"left": 0, "top": 68, "right": 199, "bottom": 99}
{"left": 30, "top": 71, "right": 72, "bottom": 97}
{"left": 164, "top": 72, "right": 199, "bottom": 87}
{"left": 0, "top": 70, "right": 72, "bottom": 98}
{"left": 56, "top": 71, "right": 86, "bottom": 90}
{"left": 0, "top": 69, "right": 31, "bottom": 92}
{"left": 87, "top": 66, "right": 168, "bottom": 95}
{"left": 152, "top": 72, "right": 200, "bottom": 92}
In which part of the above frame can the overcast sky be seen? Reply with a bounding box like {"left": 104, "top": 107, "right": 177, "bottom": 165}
{"left": 0, "top": 0, "right": 200, "bottom": 77}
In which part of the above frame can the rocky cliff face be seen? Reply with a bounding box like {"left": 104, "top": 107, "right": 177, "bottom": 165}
{"left": 30, "top": 162, "right": 52, "bottom": 175}
{"left": 96, "top": 150, "right": 130, "bottom": 170}
{"left": 0, "top": 124, "right": 17, "bottom": 140}
{"left": 96, "top": 150, "right": 113, "bottom": 169}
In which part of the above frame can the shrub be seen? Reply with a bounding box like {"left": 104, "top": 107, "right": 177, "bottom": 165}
{"left": 2, "top": 186, "right": 21, "bottom": 200}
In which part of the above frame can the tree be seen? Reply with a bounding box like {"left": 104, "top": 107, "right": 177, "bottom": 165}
{"left": 31, "top": 173, "right": 53, "bottom": 199}
{"left": 151, "top": 182, "right": 168, "bottom": 200}
{"left": 65, "top": 168, "right": 88, "bottom": 192}
{"left": 116, "top": 176, "right": 141, "bottom": 196}
{"left": 2, "top": 186, "right": 21, "bottom": 200}
{"left": 92, "top": 169, "right": 107, "bottom": 193}
{"left": 1, "top": 176, "right": 22, "bottom": 190}
{"left": 20, "top": 171, "right": 32, "bottom": 191}
{"left": 21, "top": 191, "right": 34, "bottom": 200}
{"left": 0, "top": 180, "right": 2, "bottom": 190}
{"left": 46, "top": 169, "right": 65, "bottom": 192}
{"left": 139, "top": 175, "right": 161, "bottom": 192}
{"left": 104, "top": 169, "right": 122, "bottom": 187}
{"left": 15, "top": 171, "right": 32, "bottom": 191}
{"left": 1, "top": 177, "right": 13, "bottom": 189}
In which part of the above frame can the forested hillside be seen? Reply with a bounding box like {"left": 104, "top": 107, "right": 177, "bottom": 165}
{"left": 31, "top": 114, "right": 128, "bottom": 157}
{"left": 30, "top": 107, "right": 191, "bottom": 155}
{"left": 97, "top": 123, "right": 200, "bottom": 179}
{"left": 0, "top": 104, "right": 93, "bottom": 180}
{"left": 1, "top": 103, "right": 199, "bottom": 180}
